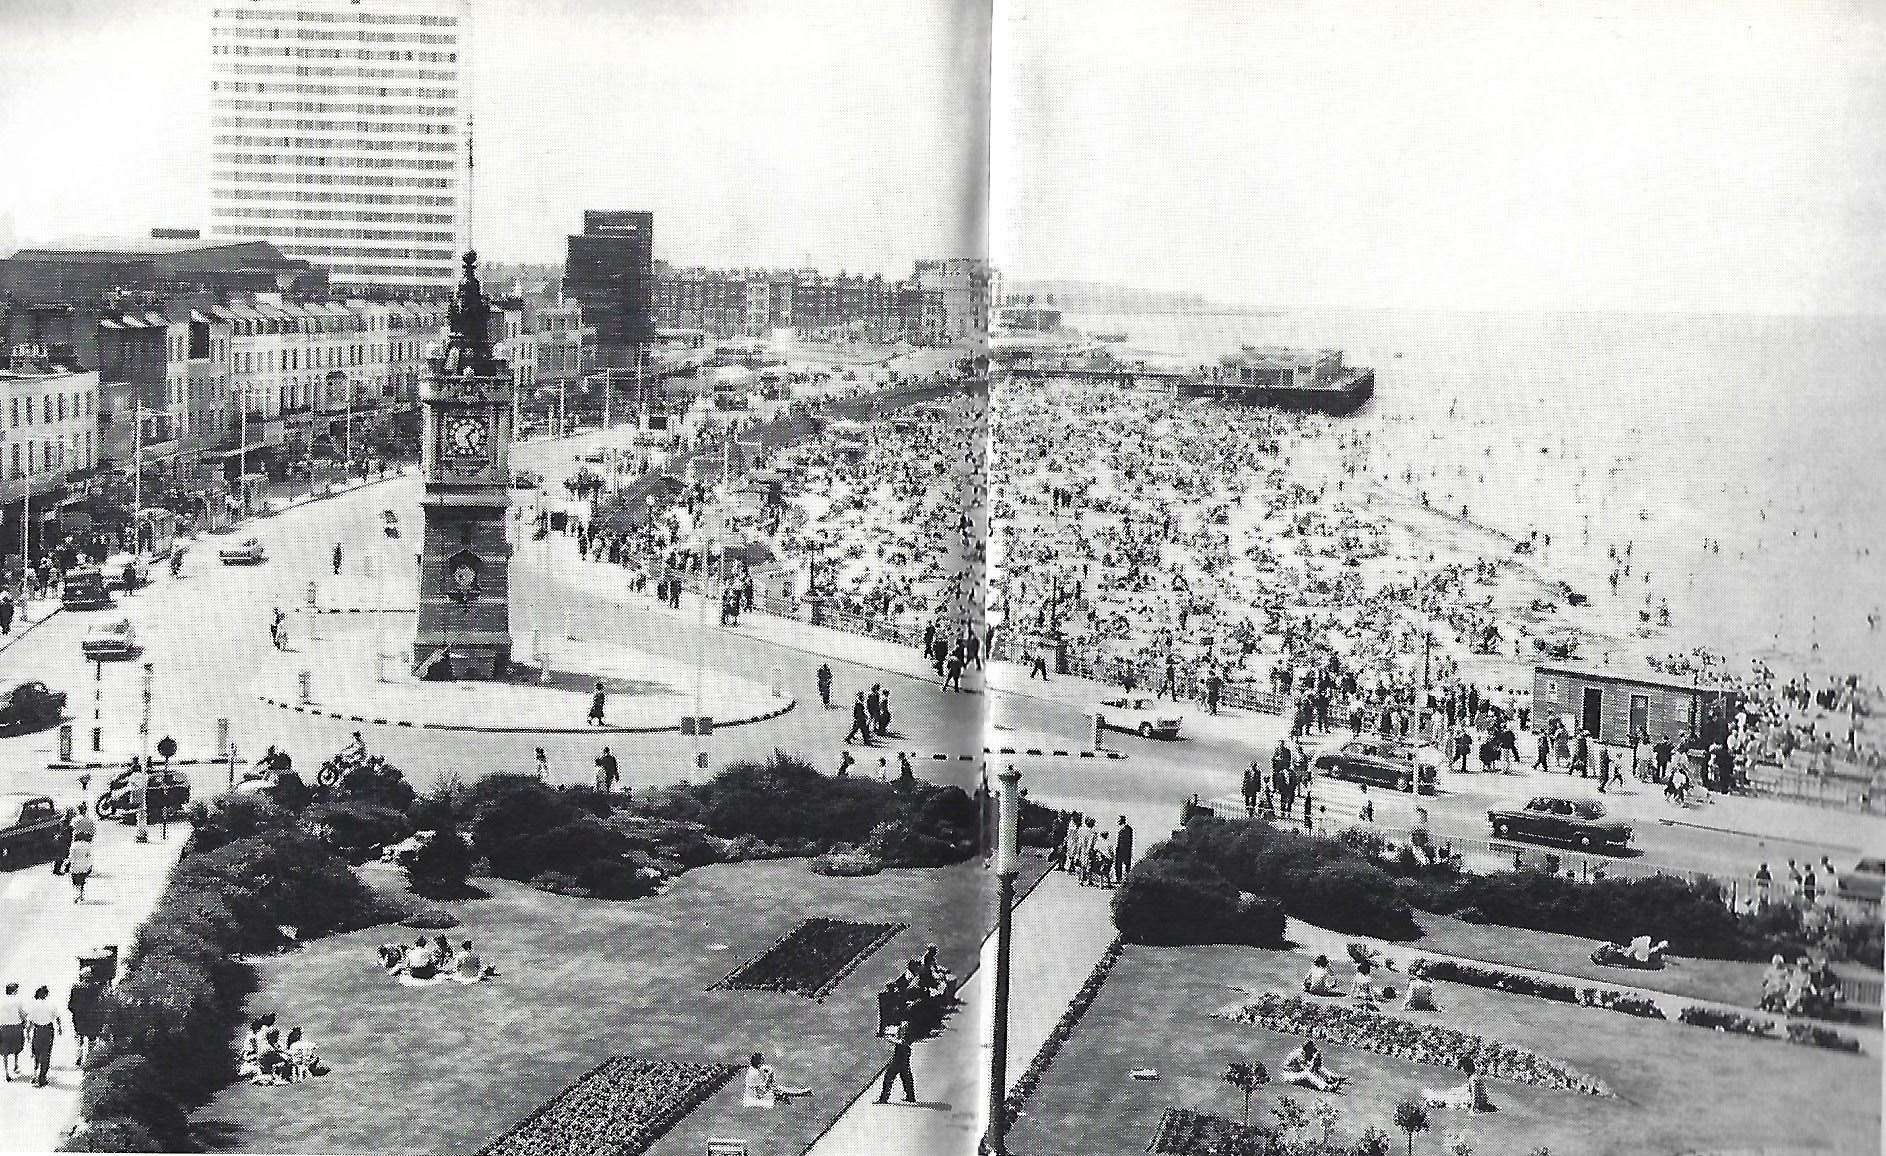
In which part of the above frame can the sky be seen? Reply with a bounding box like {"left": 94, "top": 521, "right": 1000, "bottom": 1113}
{"left": 0, "top": 0, "right": 990, "bottom": 279}
{"left": 3, "top": 1, "right": 1882, "bottom": 313}
{"left": 994, "top": 0, "right": 1886, "bottom": 313}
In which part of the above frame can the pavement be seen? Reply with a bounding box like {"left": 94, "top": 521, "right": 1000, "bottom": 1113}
{"left": 0, "top": 819, "right": 190, "bottom": 1154}
{"left": 806, "top": 864, "right": 1116, "bottom": 1156}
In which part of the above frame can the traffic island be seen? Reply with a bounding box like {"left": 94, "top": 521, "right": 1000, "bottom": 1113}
{"left": 253, "top": 620, "right": 793, "bottom": 734}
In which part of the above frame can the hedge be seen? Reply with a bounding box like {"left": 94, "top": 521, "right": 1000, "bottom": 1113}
{"left": 70, "top": 795, "right": 399, "bottom": 1150}
{"left": 1114, "top": 857, "right": 1286, "bottom": 947}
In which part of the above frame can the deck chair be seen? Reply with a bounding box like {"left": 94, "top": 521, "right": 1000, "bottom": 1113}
{"left": 706, "top": 1140, "right": 748, "bottom": 1156}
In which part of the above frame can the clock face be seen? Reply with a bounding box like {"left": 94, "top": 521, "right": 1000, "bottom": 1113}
{"left": 446, "top": 416, "right": 490, "bottom": 458}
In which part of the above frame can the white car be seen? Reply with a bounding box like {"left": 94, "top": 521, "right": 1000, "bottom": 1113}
{"left": 81, "top": 618, "right": 140, "bottom": 660}
{"left": 218, "top": 538, "right": 268, "bottom": 565}
{"left": 1096, "top": 696, "right": 1184, "bottom": 740}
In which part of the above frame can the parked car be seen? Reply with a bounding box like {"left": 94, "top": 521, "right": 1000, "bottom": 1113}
{"left": 0, "top": 793, "right": 64, "bottom": 868}
{"left": 511, "top": 470, "right": 543, "bottom": 489}
{"left": 1838, "top": 857, "right": 1885, "bottom": 906}
{"left": 1095, "top": 696, "right": 1184, "bottom": 740}
{"left": 1488, "top": 797, "right": 1633, "bottom": 852}
{"left": 1314, "top": 738, "right": 1439, "bottom": 794}
{"left": 60, "top": 566, "right": 115, "bottom": 610}
{"left": 81, "top": 618, "right": 140, "bottom": 660}
{"left": 95, "top": 768, "right": 191, "bottom": 822}
{"left": 0, "top": 680, "right": 67, "bottom": 736}
{"left": 218, "top": 537, "right": 268, "bottom": 565}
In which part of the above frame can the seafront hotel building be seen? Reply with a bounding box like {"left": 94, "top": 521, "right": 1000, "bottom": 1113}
{"left": 207, "top": 0, "right": 467, "bottom": 298}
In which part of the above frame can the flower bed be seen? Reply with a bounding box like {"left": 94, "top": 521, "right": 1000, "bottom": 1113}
{"left": 478, "top": 1057, "right": 736, "bottom": 1156}
{"left": 1146, "top": 1107, "right": 1276, "bottom": 1156}
{"left": 1215, "top": 993, "right": 1611, "bottom": 1096}
{"left": 709, "top": 917, "right": 906, "bottom": 999}
{"left": 1415, "top": 957, "right": 1667, "bottom": 1020}
{"left": 1677, "top": 1006, "right": 1863, "bottom": 1054}
{"left": 1000, "top": 937, "right": 1124, "bottom": 1130}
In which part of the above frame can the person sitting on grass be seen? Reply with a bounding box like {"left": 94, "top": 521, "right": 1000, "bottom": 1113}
{"left": 741, "top": 1052, "right": 812, "bottom": 1108}
{"left": 1759, "top": 954, "right": 1790, "bottom": 1011}
{"left": 1424, "top": 1056, "right": 1493, "bottom": 1112}
{"left": 404, "top": 937, "right": 439, "bottom": 981}
{"left": 247, "top": 1028, "right": 290, "bottom": 1085}
{"left": 1403, "top": 963, "right": 1438, "bottom": 1012}
{"left": 285, "top": 1027, "right": 328, "bottom": 1080}
{"left": 917, "top": 945, "right": 953, "bottom": 997}
{"left": 1279, "top": 1040, "right": 1346, "bottom": 1092}
{"left": 1350, "top": 959, "right": 1380, "bottom": 1005}
{"left": 453, "top": 939, "right": 498, "bottom": 983}
{"left": 432, "top": 935, "right": 456, "bottom": 971}
{"left": 1303, "top": 955, "right": 1343, "bottom": 996}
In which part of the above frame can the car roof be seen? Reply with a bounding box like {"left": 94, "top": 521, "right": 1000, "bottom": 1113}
{"left": 0, "top": 792, "right": 53, "bottom": 804}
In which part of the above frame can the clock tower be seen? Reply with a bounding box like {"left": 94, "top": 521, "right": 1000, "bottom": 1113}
{"left": 414, "top": 250, "right": 515, "bottom": 678}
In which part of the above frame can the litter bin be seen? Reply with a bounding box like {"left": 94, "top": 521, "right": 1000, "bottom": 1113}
{"left": 549, "top": 510, "right": 568, "bottom": 532}
{"left": 1053, "top": 636, "right": 1069, "bottom": 675}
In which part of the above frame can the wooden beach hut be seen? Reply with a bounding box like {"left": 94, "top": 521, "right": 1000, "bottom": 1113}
{"left": 1532, "top": 662, "right": 1730, "bottom": 746}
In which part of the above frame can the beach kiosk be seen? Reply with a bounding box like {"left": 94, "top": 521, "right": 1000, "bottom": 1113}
{"left": 1531, "top": 662, "right": 1731, "bottom": 746}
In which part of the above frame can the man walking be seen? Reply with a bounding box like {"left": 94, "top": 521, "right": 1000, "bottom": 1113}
{"left": 943, "top": 648, "right": 964, "bottom": 692}
{"left": 876, "top": 1019, "right": 917, "bottom": 1105}
{"left": 594, "top": 746, "right": 619, "bottom": 792}
{"left": 1242, "top": 761, "right": 1260, "bottom": 817}
{"left": 1114, "top": 816, "right": 1134, "bottom": 883}
{"left": 24, "top": 986, "right": 59, "bottom": 1087}
{"left": 588, "top": 680, "right": 607, "bottom": 726}
{"left": 1029, "top": 649, "right": 1050, "bottom": 680}
{"left": 817, "top": 663, "right": 833, "bottom": 708}
{"left": 847, "top": 692, "right": 872, "bottom": 744}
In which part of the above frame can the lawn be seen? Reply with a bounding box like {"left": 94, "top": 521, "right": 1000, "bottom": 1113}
{"left": 192, "top": 856, "right": 1021, "bottom": 1156}
{"left": 1415, "top": 912, "right": 1883, "bottom": 1023}
{"left": 1003, "top": 941, "right": 1880, "bottom": 1156}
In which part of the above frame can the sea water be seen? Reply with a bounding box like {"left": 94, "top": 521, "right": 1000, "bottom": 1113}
{"left": 1061, "top": 309, "right": 1886, "bottom": 681}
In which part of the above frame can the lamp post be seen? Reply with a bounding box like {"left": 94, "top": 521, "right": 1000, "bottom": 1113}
{"left": 987, "top": 765, "right": 1022, "bottom": 1155}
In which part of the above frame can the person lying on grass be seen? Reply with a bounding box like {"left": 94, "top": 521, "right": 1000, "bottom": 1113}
{"left": 742, "top": 1052, "right": 812, "bottom": 1108}
{"left": 1279, "top": 1040, "right": 1347, "bottom": 1092}
{"left": 1423, "top": 1056, "right": 1493, "bottom": 1112}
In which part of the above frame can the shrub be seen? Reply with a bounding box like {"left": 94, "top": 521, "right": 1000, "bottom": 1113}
{"left": 692, "top": 752, "right": 892, "bottom": 846}
{"left": 811, "top": 848, "right": 884, "bottom": 877}
{"left": 528, "top": 870, "right": 589, "bottom": 898}
{"left": 405, "top": 827, "right": 475, "bottom": 897}
{"left": 319, "top": 752, "right": 416, "bottom": 811}
{"left": 77, "top": 1055, "right": 190, "bottom": 1148}
{"left": 1114, "top": 857, "right": 1285, "bottom": 946}
{"left": 184, "top": 793, "right": 291, "bottom": 855}
{"left": 400, "top": 905, "right": 461, "bottom": 930}
{"left": 1280, "top": 860, "right": 1419, "bottom": 939}
{"left": 305, "top": 799, "right": 413, "bottom": 864}
{"left": 57, "top": 1117, "right": 166, "bottom": 1153}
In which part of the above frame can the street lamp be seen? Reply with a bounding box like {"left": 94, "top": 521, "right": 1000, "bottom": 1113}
{"left": 986, "top": 765, "right": 1022, "bottom": 1156}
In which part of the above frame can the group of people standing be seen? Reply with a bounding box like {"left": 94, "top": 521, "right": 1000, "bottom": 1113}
{"left": 0, "top": 967, "right": 105, "bottom": 1089}
{"left": 1050, "top": 811, "right": 1134, "bottom": 886}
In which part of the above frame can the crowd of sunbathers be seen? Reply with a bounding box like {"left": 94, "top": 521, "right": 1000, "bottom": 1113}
{"left": 1301, "top": 951, "right": 1438, "bottom": 1013}
{"left": 237, "top": 1014, "right": 327, "bottom": 1086}
{"left": 1290, "top": 950, "right": 1492, "bottom": 1111}
{"left": 1760, "top": 953, "right": 1843, "bottom": 1016}
{"left": 375, "top": 936, "right": 497, "bottom": 985}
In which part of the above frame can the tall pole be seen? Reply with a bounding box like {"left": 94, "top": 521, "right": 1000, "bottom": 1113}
{"left": 345, "top": 378, "right": 354, "bottom": 473}
{"left": 238, "top": 394, "right": 248, "bottom": 515}
{"left": 988, "top": 766, "right": 1022, "bottom": 1156}
{"left": 133, "top": 403, "right": 143, "bottom": 532}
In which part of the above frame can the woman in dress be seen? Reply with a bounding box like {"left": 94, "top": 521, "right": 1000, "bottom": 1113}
{"left": 0, "top": 983, "right": 25, "bottom": 1081}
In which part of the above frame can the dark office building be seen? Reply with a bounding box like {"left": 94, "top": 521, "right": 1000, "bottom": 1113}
{"left": 565, "top": 211, "right": 652, "bottom": 367}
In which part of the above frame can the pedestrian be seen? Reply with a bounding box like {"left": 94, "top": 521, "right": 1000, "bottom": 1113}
{"left": 1571, "top": 732, "right": 1589, "bottom": 778}
{"left": 847, "top": 692, "right": 872, "bottom": 744}
{"left": 1754, "top": 861, "right": 1773, "bottom": 908}
{"left": 1114, "top": 816, "right": 1134, "bottom": 883}
{"left": 0, "top": 983, "right": 24, "bottom": 1081}
{"left": 534, "top": 747, "right": 549, "bottom": 780}
{"left": 588, "top": 680, "right": 606, "bottom": 726}
{"left": 1029, "top": 650, "right": 1049, "bottom": 680}
{"left": 876, "top": 1018, "right": 917, "bottom": 1105}
{"left": 332, "top": 543, "right": 343, "bottom": 576}
{"left": 67, "top": 836, "right": 93, "bottom": 902}
{"left": 594, "top": 746, "right": 619, "bottom": 792}
{"left": 1205, "top": 670, "right": 1221, "bottom": 716}
{"left": 1534, "top": 731, "right": 1550, "bottom": 772}
{"left": 837, "top": 751, "right": 855, "bottom": 778}
{"left": 817, "top": 663, "right": 833, "bottom": 708}
{"left": 943, "top": 650, "right": 964, "bottom": 692}
{"left": 66, "top": 967, "right": 103, "bottom": 1068}
{"left": 1596, "top": 745, "right": 1613, "bottom": 793}
{"left": 24, "top": 985, "right": 58, "bottom": 1087}
{"left": 1242, "top": 761, "right": 1260, "bottom": 817}
{"left": 0, "top": 592, "right": 15, "bottom": 635}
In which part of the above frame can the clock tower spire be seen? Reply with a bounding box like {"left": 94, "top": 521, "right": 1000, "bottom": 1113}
{"left": 413, "top": 248, "right": 515, "bottom": 679}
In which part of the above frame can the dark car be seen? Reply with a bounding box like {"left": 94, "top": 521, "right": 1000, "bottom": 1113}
{"left": 60, "top": 566, "right": 115, "bottom": 610}
{"left": 1838, "top": 858, "right": 1885, "bottom": 907}
{"left": 1313, "top": 738, "right": 1439, "bottom": 794}
{"left": 0, "top": 794, "right": 64, "bottom": 868}
{"left": 1489, "top": 796, "right": 1633, "bottom": 852}
{"left": 0, "top": 680, "right": 67, "bottom": 736}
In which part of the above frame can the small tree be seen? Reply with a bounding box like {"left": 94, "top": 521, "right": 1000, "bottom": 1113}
{"left": 406, "top": 826, "right": 474, "bottom": 897}
{"left": 1272, "top": 1094, "right": 1308, "bottom": 1136}
{"left": 1393, "top": 1099, "right": 1431, "bottom": 1156}
{"left": 1354, "top": 1126, "right": 1393, "bottom": 1156}
{"left": 1313, "top": 1099, "right": 1340, "bottom": 1150}
{"left": 1222, "top": 1060, "right": 1269, "bottom": 1128}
